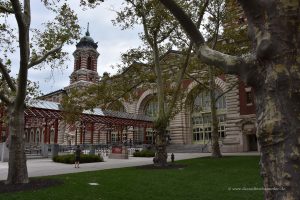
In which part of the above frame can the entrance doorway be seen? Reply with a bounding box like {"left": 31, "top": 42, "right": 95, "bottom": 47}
{"left": 247, "top": 134, "right": 258, "bottom": 151}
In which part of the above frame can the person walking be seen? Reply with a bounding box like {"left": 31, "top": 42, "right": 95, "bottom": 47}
{"left": 75, "top": 145, "right": 82, "bottom": 168}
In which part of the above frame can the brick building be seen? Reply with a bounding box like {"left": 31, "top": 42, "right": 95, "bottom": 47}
{"left": 37, "top": 26, "right": 258, "bottom": 152}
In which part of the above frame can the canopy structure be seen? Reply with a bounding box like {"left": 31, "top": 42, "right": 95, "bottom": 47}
{"left": 25, "top": 100, "right": 153, "bottom": 128}
{"left": 19, "top": 100, "right": 154, "bottom": 145}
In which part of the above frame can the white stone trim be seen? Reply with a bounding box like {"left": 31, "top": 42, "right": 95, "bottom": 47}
{"left": 135, "top": 88, "right": 156, "bottom": 114}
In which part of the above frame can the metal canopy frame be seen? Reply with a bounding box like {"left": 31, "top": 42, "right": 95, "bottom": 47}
{"left": 24, "top": 107, "right": 153, "bottom": 128}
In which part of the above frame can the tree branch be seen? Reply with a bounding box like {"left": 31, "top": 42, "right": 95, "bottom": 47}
{"left": 157, "top": 25, "right": 177, "bottom": 44}
{"left": 0, "top": 60, "right": 16, "bottom": 92}
{"left": 106, "top": 80, "right": 144, "bottom": 107}
{"left": 0, "top": 5, "right": 14, "bottom": 13}
{"left": 159, "top": 0, "right": 257, "bottom": 76}
{"left": 23, "top": 0, "right": 31, "bottom": 25}
{"left": 0, "top": 91, "right": 11, "bottom": 105}
{"left": 28, "top": 44, "right": 63, "bottom": 68}
{"left": 141, "top": 10, "right": 154, "bottom": 48}
{"left": 11, "top": 0, "right": 31, "bottom": 110}
{"left": 215, "top": 80, "right": 240, "bottom": 101}
{"left": 159, "top": 0, "right": 205, "bottom": 45}
{"left": 10, "top": 0, "right": 24, "bottom": 25}
{"left": 165, "top": 45, "right": 191, "bottom": 118}
{"left": 165, "top": 0, "right": 210, "bottom": 118}
{"left": 237, "top": 0, "right": 271, "bottom": 59}
{"left": 185, "top": 72, "right": 209, "bottom": 90}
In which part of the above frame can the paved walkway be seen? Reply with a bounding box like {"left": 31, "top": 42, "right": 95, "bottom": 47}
{"left": 0, "top": 152, "right": 259, "bottom": 181}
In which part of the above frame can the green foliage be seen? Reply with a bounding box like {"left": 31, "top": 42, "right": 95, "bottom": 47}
{"left": 52, "top": 154, "right": 103, "bottom": 164}
{"left": 30, "top": 2, "right": 80, "bottom": 70}
{"left": 133, "top": 149, "right": 155, "bottom": 157}
{"left": 216, "top": 0, "right": 251, "bottom": 55}
{"left": 0, "top": 0, "right": 80, "bottom": 106}
{"left": 61, "top": 89, "right": 86, "bottom": 123}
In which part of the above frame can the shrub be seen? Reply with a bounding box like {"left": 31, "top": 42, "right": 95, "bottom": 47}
{"left": 133, "top": 149, "right": 155, "bottom": 157}
{"left": 53, "top": 154, "right": 104, "bottom": 164}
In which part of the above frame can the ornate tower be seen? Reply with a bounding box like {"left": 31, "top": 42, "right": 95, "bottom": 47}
{"left": 69, "top": 23, "right": 100, "bottom": 86}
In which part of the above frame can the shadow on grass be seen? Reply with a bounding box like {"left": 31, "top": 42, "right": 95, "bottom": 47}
{"left": 0, "top": 178, "right": 64, "bottom": 194}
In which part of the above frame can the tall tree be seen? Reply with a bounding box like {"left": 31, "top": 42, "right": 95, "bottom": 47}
{"left": 159, "top": 0, "right": 300, "bottom": 199}
{"left": 77, "top": 0, "right": 210, "bottom": 166}
{"left": 0, "top": 0, "right": 80, "bottom": 184}
{"left": 206, "top": 0, "right": 224, "bottom": 158}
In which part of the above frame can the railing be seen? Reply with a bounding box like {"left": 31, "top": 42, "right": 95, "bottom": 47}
{"left": 23, "top": 143, "right": 153, "bottom": 159}
{"left": 25, "top": 144, "right": 42, "bottom": 155}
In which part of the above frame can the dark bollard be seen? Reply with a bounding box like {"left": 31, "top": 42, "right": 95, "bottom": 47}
{"left": 171, "top": 153, "right": 175, "bottom": 163}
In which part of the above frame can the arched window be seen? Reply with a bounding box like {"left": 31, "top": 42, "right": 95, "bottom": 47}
{"left": 144, "top": 98, "right": 158, "bottom": 118}
{"left": 25, "top": 130, "right": 29, "bottom": 143}
{"left": 36, "top": 129, "right": 40, "bottom": 144}
{"left": 193, "top": 90, "right": 226, "bottom": 112}
{"left": 50, "top": 129, "right": 55, "bottom": 144}
{"left": 30, "top": 130, "right": 34, "bottom": 143}
{"left": 87, "top": 56, "right": 92, "bottom": 70}
{"left": 191, "top": 89, "right": 226, "bottom": 144}
{"left": 76, "top": 56, "right": 81, "bottom": 70}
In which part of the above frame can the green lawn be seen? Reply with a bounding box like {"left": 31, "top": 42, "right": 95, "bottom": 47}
{"left": 0, "top": 156, "right": 263, "bottom": 200}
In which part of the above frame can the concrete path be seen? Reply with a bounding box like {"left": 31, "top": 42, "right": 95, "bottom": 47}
{"left": 0, "top": 152, "right": 259, "bottom": 181}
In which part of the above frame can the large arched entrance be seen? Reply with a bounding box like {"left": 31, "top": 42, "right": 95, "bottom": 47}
{"left": 189, "top": 88, "right": 226, "bottom": 144}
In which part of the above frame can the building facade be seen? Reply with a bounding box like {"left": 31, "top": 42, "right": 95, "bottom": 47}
{"left": 36, "top": 26, "right": 258, "bottom": 152}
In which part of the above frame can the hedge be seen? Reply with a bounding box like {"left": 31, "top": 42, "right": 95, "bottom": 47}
{"left": 53, "top": 154, "right": 104, "bottom": 164}
{"left": 133, "top": 149, "right": 155, "bottom": 157}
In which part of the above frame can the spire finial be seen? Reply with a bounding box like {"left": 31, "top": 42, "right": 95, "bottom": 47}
{"left": 86, "top": 22, "right": 90, "bottom": 36}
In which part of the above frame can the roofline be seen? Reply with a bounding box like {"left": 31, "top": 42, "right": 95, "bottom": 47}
{"left": 38, "top": 89, "right": 67, "bottom": 98}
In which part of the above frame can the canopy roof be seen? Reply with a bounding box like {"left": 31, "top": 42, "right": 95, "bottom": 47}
{"left": 25, "top": 100, "right": 153, "bottom": 128}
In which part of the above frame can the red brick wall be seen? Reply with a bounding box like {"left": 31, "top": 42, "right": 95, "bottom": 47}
{"left": 239, "top": 81, "right": 256, "bottom": 115}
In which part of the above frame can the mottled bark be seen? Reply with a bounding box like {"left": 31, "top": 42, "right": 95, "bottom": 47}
{"left": 6, "top": 105, "right": 28, "bottom": 184}
{"left": 159, "top": 0, "right": 300, "bottom": 199}
{"left": 209, "top": 66, "right": 222, "bottom": 158}
{"left": 154, "top": 130, "right": 168, "bottom": 167}
{"left": 255, "top": 61, "right": 300, "bottom": 200}
{"left": 240, "top": 1, "right": 300, "bottom": 199}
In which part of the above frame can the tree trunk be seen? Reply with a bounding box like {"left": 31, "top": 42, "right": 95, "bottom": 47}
{"left": 254, "top": 60, "right": 300, "bottom": 199}
{"left": 209, "top": 66, "right": 222, "bottom": 158}
{"left": 153, "top": 117, "right": 168, "bottom": 166}
{"left": 243, "top": 1, "right": 300, "bottom": 199}
{"left": 6, "top": 104, "right": 29, "bottom": 184}
{"left": 158, "top": 0, "right": 300, "bottom": 198}
{"left": 154, "top": 131, "right": 168, "bottom": 167}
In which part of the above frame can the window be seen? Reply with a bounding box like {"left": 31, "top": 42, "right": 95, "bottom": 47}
{"left": 76, "top": 56, "right": 81, "bottom": 70}
{"left": 144, "top": 99, "right": 158, "bottom": 118}
{"left": 87, "top": 56, "right": 92, "bottom": 70}
{"left": 111, "top": 133, "right": 117, "bottom": 143}
{"left": 191, "top": 89, "right": 226, "bottom": 144}
{"left": 193, "top": 90, "right": 226, "bottom": 112}
{"left": 36, "top": 130, "right": 40, "bottom": 144}
{"left": 246, "top": 91, "right": 253, "bottom": 105}
{"left": 146, "top": 129, "right": 155, "bottom": 144}
{"left": 30, "top": 130, "right": 34, "bottom": 143}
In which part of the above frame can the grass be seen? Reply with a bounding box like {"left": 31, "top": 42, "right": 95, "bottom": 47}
{"left": 0, "top": 156, "right": 263, "bottom": 200}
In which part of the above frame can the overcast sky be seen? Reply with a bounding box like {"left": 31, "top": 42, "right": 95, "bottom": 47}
{"left": 9, "top": 1, "right": 142, "bottom": 94}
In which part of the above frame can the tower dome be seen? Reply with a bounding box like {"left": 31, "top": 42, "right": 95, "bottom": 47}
{"left": 76, "top": 23, "right": 98, "bottom": 49}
